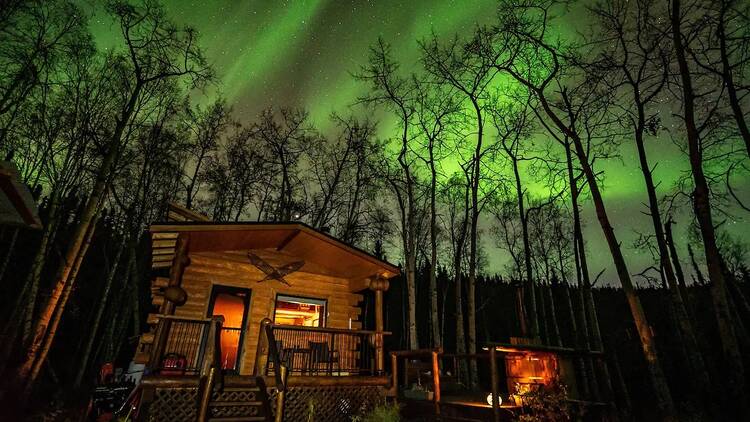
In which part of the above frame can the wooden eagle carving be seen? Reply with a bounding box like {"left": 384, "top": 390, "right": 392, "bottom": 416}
{"left": 247, "top": 252, "right": 304, "bottom": 286}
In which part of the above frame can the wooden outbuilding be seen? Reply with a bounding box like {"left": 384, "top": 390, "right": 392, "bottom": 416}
{"left": 129, "top": 205, "right": 399, "bottom": 421}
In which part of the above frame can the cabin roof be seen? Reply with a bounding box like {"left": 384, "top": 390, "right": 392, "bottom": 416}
{"left": 484, "top": 342, "right": 603, "bottom": 356}
{"left": 149, "top": 221, "right": 400, "bottom": 282}
{"left": 0, "top": 160, "right": 41, "bottom": 229}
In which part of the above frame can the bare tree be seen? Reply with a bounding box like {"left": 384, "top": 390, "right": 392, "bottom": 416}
{"left": 357, "top": 38, "right": 422, "bottom": 349}
{"left": 670, "top": 0, "right": 748, "bottom": 414}
{"left": 413, "top": 82, "right": 459, "bottom": 348}
{"left": 421, "top": 32, "right": 499, "bottom": 386}
{"left": 10, "top": 0, "right": 210, "bottom": 402}
{"left": 249, "top": 107, "right": 315, "bottom": 221}
{"left": 182, "top": 98, "right": 229, "bottom": 209}
{"left": 484, "top": 1, "right": 675, "bottom": 416}
{"left": 590, "top": 0, "right": 712, "bottom": 401}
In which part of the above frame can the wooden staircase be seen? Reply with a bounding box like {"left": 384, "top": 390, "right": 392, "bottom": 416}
{"left": 203, "top": 376, "right": 273, "bottom": 422}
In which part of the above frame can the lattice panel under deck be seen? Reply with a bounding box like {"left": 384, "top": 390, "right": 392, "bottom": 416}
{"left": 146, "top": 387, "right": 198, "bottom": 422}
{"left": 270, "top": 385, "right": 386, "bottom": 422}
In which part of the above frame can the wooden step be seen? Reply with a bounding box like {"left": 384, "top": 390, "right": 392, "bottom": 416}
{"left": 210, "top": 401, "right": 263, "bottom": 407}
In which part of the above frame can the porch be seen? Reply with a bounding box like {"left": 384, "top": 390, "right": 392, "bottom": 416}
{"left": 130, "top": 314, "right": 391, "bottom": 421}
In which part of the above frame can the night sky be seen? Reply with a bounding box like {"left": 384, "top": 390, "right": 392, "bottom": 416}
{"left": 88, "top": 0, "right": 749, "bottom": 282}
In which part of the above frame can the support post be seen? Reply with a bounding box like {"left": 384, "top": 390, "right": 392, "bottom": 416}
{"left": 431, "top": 349, "right": 441, "bottom": 416}
{"left": 390, "top": 352, "right": 399, "bottom": 399}
{"left": 149, "top": 234, "right": 190, "bottom": 371}
{"left": 369, "top": 276, "right": 389, "bottom": 375}
{"left": 198, "top": 366, "right": 216, "bottom": 422}
{"left": 274, "top": 365, "right": 288, "bottom": 422}
{"left": 489, "top": 346, "right": 500, "bottom": 422}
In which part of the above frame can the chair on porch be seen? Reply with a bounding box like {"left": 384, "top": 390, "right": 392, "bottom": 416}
{"left": 309, "top": 341, "right": 339, "bottom": 375}
{"left": 266, "top": 340, "right": 292, "bottom": 374}
{"left": 160, "top": 353, "right": 187, "bottom": 375}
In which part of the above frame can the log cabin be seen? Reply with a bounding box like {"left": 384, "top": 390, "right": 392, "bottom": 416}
{"left": 129, "top": 204, "right": 399, "bottom": 422}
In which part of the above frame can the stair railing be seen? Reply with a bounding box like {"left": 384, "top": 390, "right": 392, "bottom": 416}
{"left": 198, "top": 316, "right": 224, "bottom": 422}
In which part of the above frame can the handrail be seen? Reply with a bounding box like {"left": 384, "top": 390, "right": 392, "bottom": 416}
{"left": 269, "top": 323, "right": 392, "bottom": 336}
{"left": 257, "top": 318, "right": 288, "bottom": 392}
{"left": 154, "top": 314, "right": 213, "bottom": 323}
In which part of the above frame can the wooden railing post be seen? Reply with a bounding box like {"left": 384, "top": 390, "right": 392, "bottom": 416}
{"left": 254, "top": 318, "right": 273, "bottom": 375}
{"left": 489, "top": 346, "right": 500, "bottom": 422}
{"left": 274, "top": 365, "right": 288, "bottom": 422}
{"left": 390, "top": 352, "right": 398, "bottom": 398}
{"left": 201, "top": 316, "right": 224, "bottom": 377}
{"left": 147, "top": 317, "right": 171, "bottom": 372}
{"left": 197, "top": 366, "right": 216, "bottom": 422}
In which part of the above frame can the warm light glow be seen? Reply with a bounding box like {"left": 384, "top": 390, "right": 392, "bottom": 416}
{"left": 486, "top": 393, "right": 502, "bottom": 406}
{"left": 210, "top": 291, "right": 248, "bottom": 371}
{"left": 505, "top": 351, "right": 558, "bottom": 395}
{"left": 274, "top": 295, "right": 325, "bottom": 326}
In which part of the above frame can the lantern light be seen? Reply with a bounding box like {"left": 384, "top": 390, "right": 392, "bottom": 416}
{"left": 486, "top": 393, "right": 502, "bottom": 406}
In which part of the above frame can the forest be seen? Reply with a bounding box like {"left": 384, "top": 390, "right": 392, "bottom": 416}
{"left": 0, "top": 0, "right": 749, "bottom": 420}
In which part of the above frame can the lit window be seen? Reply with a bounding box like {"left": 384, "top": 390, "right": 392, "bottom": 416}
{"left": 274, "top": 295, "right": 326, "bottom": 327}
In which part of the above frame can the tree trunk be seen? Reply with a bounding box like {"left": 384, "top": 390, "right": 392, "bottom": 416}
{"left": 429, "top": 150, "right": 440, "bottom": 348}
{"left": 453, "top": 201, "right": 469, "bottom": 385}
{"left": 632, "top": 105, "right": 712, "bottom": 398}
{"left": 73, "top": 237, "right": 127, "bottom": 389}
{"left": 671, "top": 0, "right": 747, "bottom": 414}
{"left": 538, "top": 279, "right": 549, "bottom": 344}
{"left": 21, "top": 189, "right": 62, "bottom": 346}
{"left": 466, "top": 98, "right": 483, "bottom": 388}
{"left": 0, "top": 227, "right": 19, "bottom": 283}
{"left": 406, "top": 252, "right": 418, "bottom": 350}
{"left": 21, "top": 211, "right": 99, "bottom": 402}
{"left": 14, "top": 81, "right": 142, "bottom": 396}
{"left": 564, "top": 140, "right": 604, "bottom": 400}
{"left": 512, "top": 158, "right": 537, "bottom": 338}
{"left": 687, "top": 244, "right": 707, "bottom": 286}
{"left": 561, "top": 274, "right": 590, "bottom": 398}
{"left": 609, "top": 345, "right": 632, "bottom": 413}
{"left": 717, "top": 0, "right": 750, "bottom": 159}
{"left": 664, "top": 219, "right": 689, "bottom": 303}
{"left": 544, "top": 92, "right": 674, "bottom": 417}
{"left": 546, "top": 281, "right": 561, "bottom": 347}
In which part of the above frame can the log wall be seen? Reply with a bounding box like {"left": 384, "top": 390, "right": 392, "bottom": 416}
{"left": 172, "top": 250, "right": 364, "bottom": 375}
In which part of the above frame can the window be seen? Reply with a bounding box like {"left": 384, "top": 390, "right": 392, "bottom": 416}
{"left": 274, "top": 295, "right": 326, "bottom": 327}
{"left": 207, "top": 286, "right": 250, "bottom": 373}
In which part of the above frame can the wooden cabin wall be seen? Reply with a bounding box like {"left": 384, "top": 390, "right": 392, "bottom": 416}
{"left": 172, "top": 250, "right": 364, "bottom": 375}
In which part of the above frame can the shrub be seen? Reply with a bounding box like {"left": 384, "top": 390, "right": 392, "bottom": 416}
{"left": 518, "top": 381, "right": 571, "bottom": 422}
{"left": 351, "top": 402, "right": 401, "bottom": 422}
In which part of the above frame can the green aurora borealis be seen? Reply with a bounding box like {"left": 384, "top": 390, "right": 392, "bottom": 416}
{"left": 88, "top": 0, "right": 750, "bottom": 281}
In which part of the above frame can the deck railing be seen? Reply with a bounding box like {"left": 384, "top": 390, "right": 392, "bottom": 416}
{"left": 255, "top": 320, "right": 391, "bottom": 380}
{"left": 147, "top": 315, "right": 223, "bottom": 377}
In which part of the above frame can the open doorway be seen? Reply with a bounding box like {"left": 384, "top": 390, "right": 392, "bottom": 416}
{"left": 207, "top": 286, "right": 250, "bottom": 373}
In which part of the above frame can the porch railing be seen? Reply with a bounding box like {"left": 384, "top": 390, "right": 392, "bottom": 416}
{"left": 254, "top": 320, "right": 391, "bottom": 380}
{"left": 147, "top": 315, "right": 223, "bottom": 377}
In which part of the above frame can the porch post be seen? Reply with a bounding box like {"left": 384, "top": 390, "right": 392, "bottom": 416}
{"left": 369, "top": 276, "right": 389, "bottom": 375}
{"left": 149, "top": 234, "right": 190, "bottom": 371}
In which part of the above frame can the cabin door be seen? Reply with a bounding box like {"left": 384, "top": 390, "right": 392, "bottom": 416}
{"left": 207, "top": 285, "right": 251, "bottom": 373}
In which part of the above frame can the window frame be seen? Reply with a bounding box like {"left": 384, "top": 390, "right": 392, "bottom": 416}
{"left": 273, "top": 293, "right": 328, "bottom": 327}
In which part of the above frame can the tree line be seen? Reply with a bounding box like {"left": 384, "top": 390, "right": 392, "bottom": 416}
{"left": 0, "top": 0, "right": 749, "bottom": 420}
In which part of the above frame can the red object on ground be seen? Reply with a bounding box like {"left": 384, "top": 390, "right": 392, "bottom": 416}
{"left": 99, "top": 362, "right": 114, "bottom": 384}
